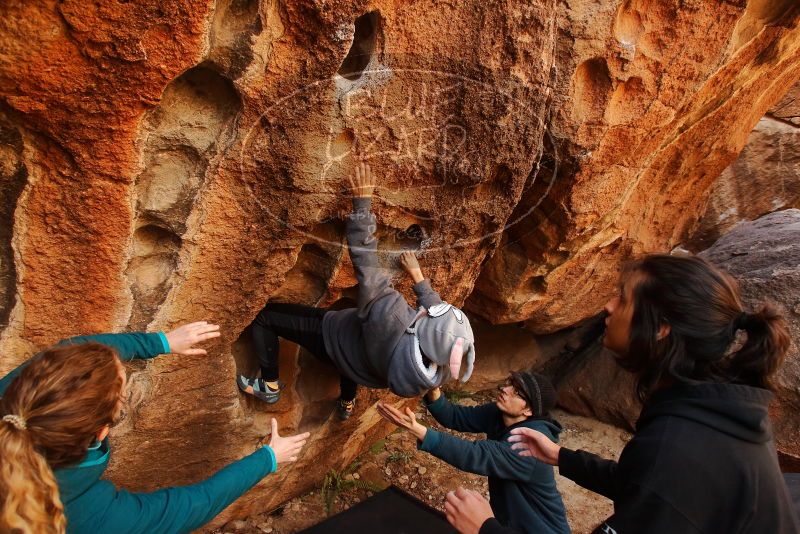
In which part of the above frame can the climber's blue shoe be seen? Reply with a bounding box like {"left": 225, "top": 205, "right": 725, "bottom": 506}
{"left": 237, "top": 375, "right": 282, "bottom": 404}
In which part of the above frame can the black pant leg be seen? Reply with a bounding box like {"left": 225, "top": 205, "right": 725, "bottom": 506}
{"left": 340, "top": 377, "right": 358, "bottom": 402}
{"left": 251, "top": 316, "right": 280, "bottom": 381}
{"left": 251, "top": 303, "right": 327, "bottom": 381}
{"left": 251, "top": 303, "right": 356, "bottom": 401}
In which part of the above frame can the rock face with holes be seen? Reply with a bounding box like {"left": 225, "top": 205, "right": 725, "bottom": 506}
{"left": 466, "top": 1, "right": 800, "bottom": 333}
{"left": 1, "top": 0, "right": 799, "bottom": 527}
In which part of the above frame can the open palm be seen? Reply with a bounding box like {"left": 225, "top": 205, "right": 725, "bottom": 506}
{"left": 164, "top": 322, "right": 221, "bottom": 355}
{"left": 507, "top": 427, "right": 561, "bottom": 465}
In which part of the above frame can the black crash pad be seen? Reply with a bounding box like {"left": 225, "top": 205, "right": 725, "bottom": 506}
{"left": 299, "top": 485, "right": 458, "bottom": 534}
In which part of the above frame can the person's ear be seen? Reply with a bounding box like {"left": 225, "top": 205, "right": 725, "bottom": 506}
{"left": 523, "top": 406, "right": 533, "bottom": 418}
{"left": 657, "top": 323, "right": 671, "bottom": 341}
{"left": 96, "top": 424, "right": 110, "bottom": 442}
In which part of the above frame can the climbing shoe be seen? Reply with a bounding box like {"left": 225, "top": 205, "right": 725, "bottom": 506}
{"left": 237, "top": 375, "right": 282, "bottom": 404}
{"left": 336, "top": 398, "right": 356, "bottom": 420}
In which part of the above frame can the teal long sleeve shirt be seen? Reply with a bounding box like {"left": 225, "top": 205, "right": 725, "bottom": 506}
{"left": 0, "top": 332, "right": 277, "bottom": 534}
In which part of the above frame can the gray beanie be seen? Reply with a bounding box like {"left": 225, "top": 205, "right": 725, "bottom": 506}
{"left": 414, "top": 302, "right": 476, "bottom": 382}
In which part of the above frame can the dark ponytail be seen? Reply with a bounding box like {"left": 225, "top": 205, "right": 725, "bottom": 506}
{"left": 621, "top": 254, "right": 792, "bottom": 400}
{"left": 727, "top": 303, "right": 791, "bottom": 390}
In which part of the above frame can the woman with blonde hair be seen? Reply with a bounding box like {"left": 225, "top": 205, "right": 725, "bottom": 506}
{"left": 0, "top": 322, "right": 309, "bottom": 534}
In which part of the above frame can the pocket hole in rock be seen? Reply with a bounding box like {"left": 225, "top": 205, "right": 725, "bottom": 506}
{"left": 0, "top": 123, "right": 27, "bottom": 329}
{"left": 126, "top": 225, "right": 182, "bottom": 329}
{"left": 337, "top": 11, "right": 381, "bottom": 81}
{"left": 572, "top": 58, "right": 613, "bottom": 123}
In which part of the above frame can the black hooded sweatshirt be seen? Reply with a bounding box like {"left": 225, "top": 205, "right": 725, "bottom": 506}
{"left": 481, "top": 382, "right": 799, "bottom": 534}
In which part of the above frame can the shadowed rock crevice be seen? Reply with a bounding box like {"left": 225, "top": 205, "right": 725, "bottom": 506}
{"left": 572, "top": 58, "right": 613, "bottom": 123}
{"left": 231, "top": 227, "right": 348, "bottom": 429}
{"left": 231, "top": 320, "right": 308, "bottom": 436}
{"left": 466, "top": 134, "right": 573, "bottom": 320}
{"left": 294, "top": 297, "right": 356, "bottom": 429}
{"left": 271, "top": 223, "right": 346, "bottom": 304}
{"left": 127, "top": 66, "right": 241, "bottom": 328}
{"left": 279, "top": 243, "right": 337, "bottom": 302}
{"left": 337, "top": 11, "right": 382, "bottom": 81}
{"left": 0, "top": 121, "right": 27, "bottom": 329}
{"left": 126, "top": 225, "right": 182, "bottom": 330}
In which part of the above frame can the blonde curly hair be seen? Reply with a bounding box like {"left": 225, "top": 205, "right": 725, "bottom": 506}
{"left": 0, "top": 342, "right": 124, "bottom": 533}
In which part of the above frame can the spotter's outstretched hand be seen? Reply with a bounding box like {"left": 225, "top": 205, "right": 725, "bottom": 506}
{"left": 268, "top": 418, "right": 311, "bottom": 465}
{"left": 508, "top": 427, "right": 561, "bottom": 465}
{"left": 164, "top": 322, "right": 221, "bottom": 356}
{"left": 377, "top": 402, "right": 427, "bottom": 441}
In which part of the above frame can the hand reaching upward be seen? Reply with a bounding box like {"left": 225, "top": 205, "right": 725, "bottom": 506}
{"left": 399, "top": 250, "right": 424, "bottom": 284}
{"left": 268, "top": 418, "right": 311, "bottom": 465}
{"left": 376, "top": 402, "right": 428, "bottom": 441}
{"left": 349, "top": 161, "right": 376, "bottom": 198}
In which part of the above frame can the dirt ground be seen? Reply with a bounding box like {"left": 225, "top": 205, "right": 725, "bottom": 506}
{"left": 212, "top": 392, "right": 631, "bottom": 534}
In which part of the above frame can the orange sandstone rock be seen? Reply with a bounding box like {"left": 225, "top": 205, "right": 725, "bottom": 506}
{"left": 0, "top": 0, "right": 798, "bottom": 527}
{"left": 688, "top": 82, "right": 800, "bottom": 250}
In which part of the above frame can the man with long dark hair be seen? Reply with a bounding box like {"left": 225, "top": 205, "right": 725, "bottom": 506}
{"left": 446, "top": 254, "right": 799, "bottom": 534}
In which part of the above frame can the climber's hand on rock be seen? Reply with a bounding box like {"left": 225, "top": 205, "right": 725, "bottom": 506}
{"left": 399, "top": 251, "right": 424, "bottom": 284}
{"left": 377, "top": 403, "right": 427, "bottom": 441}
{"left": 508, "top": 427, "right": 561, "bottom": 465}
{"left": 445, "top": 487, "right": 494, "bottom": 534}
{"left": 425, "top": 387, "right": 442, "bottom": 403}
{"left": 164, "top": 321, "right": 221, "bottom": 356}
{"left": 268, "top": 418, "right": 310, "bottom": 465}
{"left": 349, "top": 161, "right": 375, "bottom": 198}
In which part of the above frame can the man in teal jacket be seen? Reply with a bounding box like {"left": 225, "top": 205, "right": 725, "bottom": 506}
{"left": 0, "top": 322, "right": 309, "bottom": 534}
{"left": 378, "top": 371, "right": 570, "bottom": 534}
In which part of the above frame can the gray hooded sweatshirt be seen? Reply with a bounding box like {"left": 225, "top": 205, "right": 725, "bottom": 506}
{"left": 321, "top": 197, "right": 462, "bottom": 397}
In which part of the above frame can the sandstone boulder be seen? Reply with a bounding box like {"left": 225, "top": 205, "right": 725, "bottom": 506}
{"left": 554, "top": 340, "right": 640, "bottom": 432}
{"left": 466, "top": 1, "right": 800, "bottom": 332}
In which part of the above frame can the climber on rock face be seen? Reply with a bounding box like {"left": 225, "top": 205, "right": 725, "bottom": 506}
{"left": 0, "top": 322, "right": 310, "bottom": 534}
{"left": 237, "top": 162, "right": 476, "bottom": 420}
